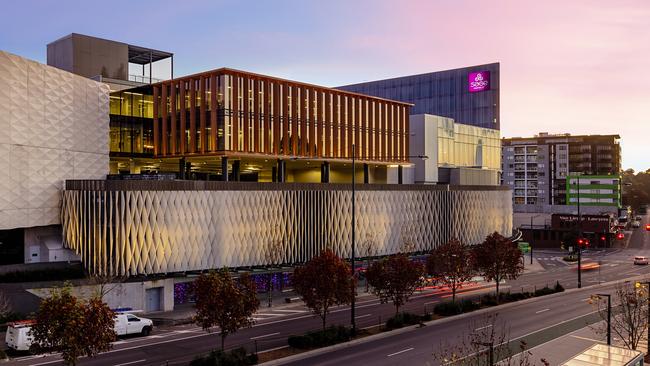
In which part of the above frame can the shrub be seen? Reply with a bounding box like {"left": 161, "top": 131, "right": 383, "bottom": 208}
{"left": 554, "top": 281, "right": 565, "bottom": 292}
{"left": 433, "top": 299, "right": 481, "bottom": 316}
{"left": 288, "top": 335, "right": 312, "bottom": 349}
{"left": 190, "top": 347, "right": 257, "bottom": 366}
{"left": 0, "top": 348, "right": 5, "bottom": 360}
{"left": 288, "top": 326, "right": 351, "bottom": 349}
{"left": 386, "top": 312, "right": 423, "bottom": 329}
{"left": 534, "top": 286, "right": 555, "bottom": 297}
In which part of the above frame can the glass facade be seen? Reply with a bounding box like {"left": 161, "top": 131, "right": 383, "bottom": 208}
{"left": 148, "top": 69, "right": 410, "bottom": 162}
{"left": 337, "top": 63, "right": 500, "bottom": 130}
{"left": 109, "top": 89, "right": 154, "bottom": 155}
{"left": 436, "top": 119, "right": 500, "bottom": 170}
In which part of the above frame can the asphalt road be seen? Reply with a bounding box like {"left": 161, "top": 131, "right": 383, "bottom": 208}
{"left": 7, "top": 217, "right": 650, "bottom": 366}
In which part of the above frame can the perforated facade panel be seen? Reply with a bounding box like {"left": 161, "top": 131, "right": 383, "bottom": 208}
{"left": 62, "top": 182, "right": 512, "bottom": 276}
{"left": 0, "top": 51, "right": 109, "bottom": 229}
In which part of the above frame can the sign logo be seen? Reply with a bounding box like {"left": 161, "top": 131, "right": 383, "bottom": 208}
{"left": 468, "top": 71, "right": 490, "bottom": 92}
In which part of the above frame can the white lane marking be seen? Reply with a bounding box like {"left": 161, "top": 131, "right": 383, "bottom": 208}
{"left": 250, "top": 332, "right": 280, "bottom": 340}
{"left": 424, "top": 300, "right": 439, "bottom": 305}
{"left": 535, "top": 308, "right": 550, "bottom": 314}
{"left": 571, "top": 335, "right": 602, "bottom": 342}
{"left": 32, "top": 361, "right": 61, "bottom": 366}
{"left": 255, "top": 312, "right": 285, "bottom": 317}
{"left": 581, "top": 298, "right": 591, "bottom": 302}
{"left": 273, "top": 309, "right": 306, "bottom": 313}
{"left": 475, "top": 324, "right": 493, "bottom": 331}
{"left": 387, "top": 347, "right": 414, "bottom": 357}
{"left": 355, "top": 314, "right": 372, "bottom": 319}
{"left": 115, "top": 360, "right": 147, "bottom": 366}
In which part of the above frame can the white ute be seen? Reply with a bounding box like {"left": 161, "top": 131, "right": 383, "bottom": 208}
{"left": 5, "top": 313, "right": 153, "bottom": 351}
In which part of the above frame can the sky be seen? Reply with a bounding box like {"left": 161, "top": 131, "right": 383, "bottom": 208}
{"left": 1, "top": 0, "right": 648, "bottom": 171}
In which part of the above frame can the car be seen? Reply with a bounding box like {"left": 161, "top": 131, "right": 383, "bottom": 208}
{"left": 634, "top": 256, "right": 649, "bottom": 265}
{"left": 579, "top": 262, "right": 600, "bottom": 271}
{"left": 646, "top": 224, "right": 650, "bottom": 231}
{"left": 636, "top": 215, "right": 642, "bottom": 221}
{"left": 632, "top": 220, "right": 641, "bottom": 228}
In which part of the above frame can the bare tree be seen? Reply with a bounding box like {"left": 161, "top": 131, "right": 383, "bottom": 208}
{"left": 90, "top": 273, "right": 128, "bottom": 301}
{"left": 433, "top": 313, "right": 549, "bottom": 366}
{"left": 591, "top": 282, "right": 649, "bottom": 350}
{"left": 264, "top": 238, "right": 285, "bottom": 307}
{"left": 399, "top": 223, "right": 418, "bottom": 254}
{"left": 359, "top": 233, "right": 378, "bottom": 292}
{"left": 0, "top": 290, "right": 11, "bottom": 318}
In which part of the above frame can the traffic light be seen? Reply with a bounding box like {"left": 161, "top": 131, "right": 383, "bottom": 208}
{"left": 577, "top": 238, "right": 589, "bottom": 248}
{"left": 600, "top": 235, "right": 606, "bottom": 242}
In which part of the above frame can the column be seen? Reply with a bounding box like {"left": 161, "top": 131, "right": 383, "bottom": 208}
{"left": 321, "top": 162, "right": 330, "bottom": 183}
{"left": 179, "top": 157, "right": 186, "bottom": 180}
{"left": 363, "top": 163, "right": 369, "bottom": 184}
{"left": 221, "top": 157, "right": 229, "bottom": 182}
{"left": 232, "top": 160, "right": 241, "bottom": 181}
{"left": 277, "top": 159, "right": 286, "bottom": 182}
{"left": 398, "top": 165, "right": 403, "bottom": 184}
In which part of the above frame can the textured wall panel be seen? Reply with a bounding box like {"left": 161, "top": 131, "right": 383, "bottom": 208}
{"left": 62, "top": 185, "right": 512, "bottom": 276}
{"left": 0, "top": 51, "right": 109, "bottom": 229}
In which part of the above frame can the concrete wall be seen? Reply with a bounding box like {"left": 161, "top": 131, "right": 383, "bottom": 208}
{"left": 0, "top": 50, "right": 109, "bottom": 230}
{"left": 47, "top": 33, "right": 129, "bottom": 81}
{"left": 409, "top": 114, "right": 440, "bottom": 184}
{"left": 28, "top": 278, "right": 175, "bottom": 313}
{"left": 23, "top": 225, "right": 79, "bottom": 264}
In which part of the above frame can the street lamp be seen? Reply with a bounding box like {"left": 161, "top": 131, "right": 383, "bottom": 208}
{"left": 291, "top": 145, "right": 428, "bottom": 335}
{"left": 573, "top": 174, "right": 584, "bottom": 289}
{"left": 593, "top": 293, "right": 612, "bottom": 345}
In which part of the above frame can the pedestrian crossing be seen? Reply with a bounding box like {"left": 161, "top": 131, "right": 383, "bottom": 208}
{"left": 252, "top": 307, "right": 307, "bottom": 321}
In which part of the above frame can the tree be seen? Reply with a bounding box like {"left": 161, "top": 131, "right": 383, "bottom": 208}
{"left": 472, "top": 232, "right": 524, "bottom": 301}
{"left": 433, "top": 313, "right": 549, "bottom": 366}
{"left": 292, "top": 249, "right": 355, "bottom": 331}
{"left": 0, "top": 290, "right": 11, "bottom": 318}
{"left": 591, "top": 283, "right": 648, "bottom": 350}
{"left": 427, "top": 238, "right": 475, "bottom": 302}
{"left": 366, "top": 253, "right": 424, "bottom": 315}
{"left": 359, "top": 233, "right": 378, "bottom": 292}
{"left": 194, "top": 269, "right": 260, "bottom": 350}
{"left": 30, "top": 285, "right": 116, "bottom": 365}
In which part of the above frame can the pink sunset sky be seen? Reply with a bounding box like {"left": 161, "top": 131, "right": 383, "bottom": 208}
{"left": 2, "top": 0, "right": 648, "bottom": 170}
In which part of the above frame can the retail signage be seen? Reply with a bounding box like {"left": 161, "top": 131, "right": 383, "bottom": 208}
{"left": 468, "top": 71, "right": 490, "bottom": 92}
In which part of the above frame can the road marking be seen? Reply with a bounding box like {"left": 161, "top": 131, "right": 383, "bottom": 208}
{"left": 273, "top": 309, "right": 306, "bottom": 313}
{"left": 535, "top": 308, "right": 550, "bottom": 314}
{"left": 424, "top": 300, "right": 439, "bottom": 305}
{"left": 387, "top": 347, "right": 414, "bottom": 357}
{"left": 32, "top": 361, "right": 61, "bottom": 366}
{"left": 581, "top": 298, "right": 591, "bottom": 302}
{"left": 571, "top": 335, "right": 602, "bottom": 342}
{"left": 475, "top": 324, "right": 493, "bottom": 331}
{"left": 256, "top": 312, "right": 285, "bottom": 317}
{"left": 355, "top": 314, "right": 372, "bottom": 319}
{"left": 250, "top": 332, "right": 280, "bottom": 340}
{"left": 115, "top": 360, "right": 147, "bottom": 366}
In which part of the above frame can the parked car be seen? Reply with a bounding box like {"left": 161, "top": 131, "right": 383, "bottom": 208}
{"left": 634, "top": 256, "right": 649, "bottom": 265}
{"left": 635, "top": 215, "right": 642, "bottom": 221}
{"left": 5, "top": 313, "right": 153, "bottom": 351}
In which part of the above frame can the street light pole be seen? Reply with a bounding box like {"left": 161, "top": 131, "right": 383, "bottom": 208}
{"left": 351, "top": 144, "right": 356, "bottom": 336}
{"left": 577, "top": 175, "right": 582, "bottom": 289}
{"left": 596, "top": 293, "right": 612, "bottom": 345}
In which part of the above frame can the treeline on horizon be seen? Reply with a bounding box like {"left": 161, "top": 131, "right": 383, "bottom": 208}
{"left": 622, "top": 168, "right": 650, "bottom": 210}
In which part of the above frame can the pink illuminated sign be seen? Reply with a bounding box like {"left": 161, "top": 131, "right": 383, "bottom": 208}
{"left": 468, "top": 71, "right": 490, "bottom": 92}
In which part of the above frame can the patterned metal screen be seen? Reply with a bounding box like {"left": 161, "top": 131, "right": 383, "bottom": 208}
{"left": 62, "top": 181, "right": 512, "bottom": 276}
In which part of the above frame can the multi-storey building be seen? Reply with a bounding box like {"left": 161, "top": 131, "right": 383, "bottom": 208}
{"left": 0, "top": 34, "right": 514, "bottom": 312}
{"left": 337, "top": 64, "right": 501, "bottom": 184}
{"left": 502, "top": 133, "right": 621, "bottom": 213}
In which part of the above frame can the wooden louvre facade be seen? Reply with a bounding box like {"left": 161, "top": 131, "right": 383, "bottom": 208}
{"left": 151, "top": 68, "right": 411, "bottom": 162}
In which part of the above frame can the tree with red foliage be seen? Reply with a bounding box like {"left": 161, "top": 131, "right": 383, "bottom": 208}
{"left": 31, "top": 285, "right": 116, "bottom": 365}
{"left": 472, "top": 232, "right": 524, "bottom": 300}
{"left": 292, "top": 249, "right": 355, "bottom": 331}
{"left": 366, "top": 253, "right": 425, "bottom": 315}
{"left": 194, "top": 269, "right": 260, "bottom": 350}
{"left": 427, "top": 238, "right": 474, "bottom": 302}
